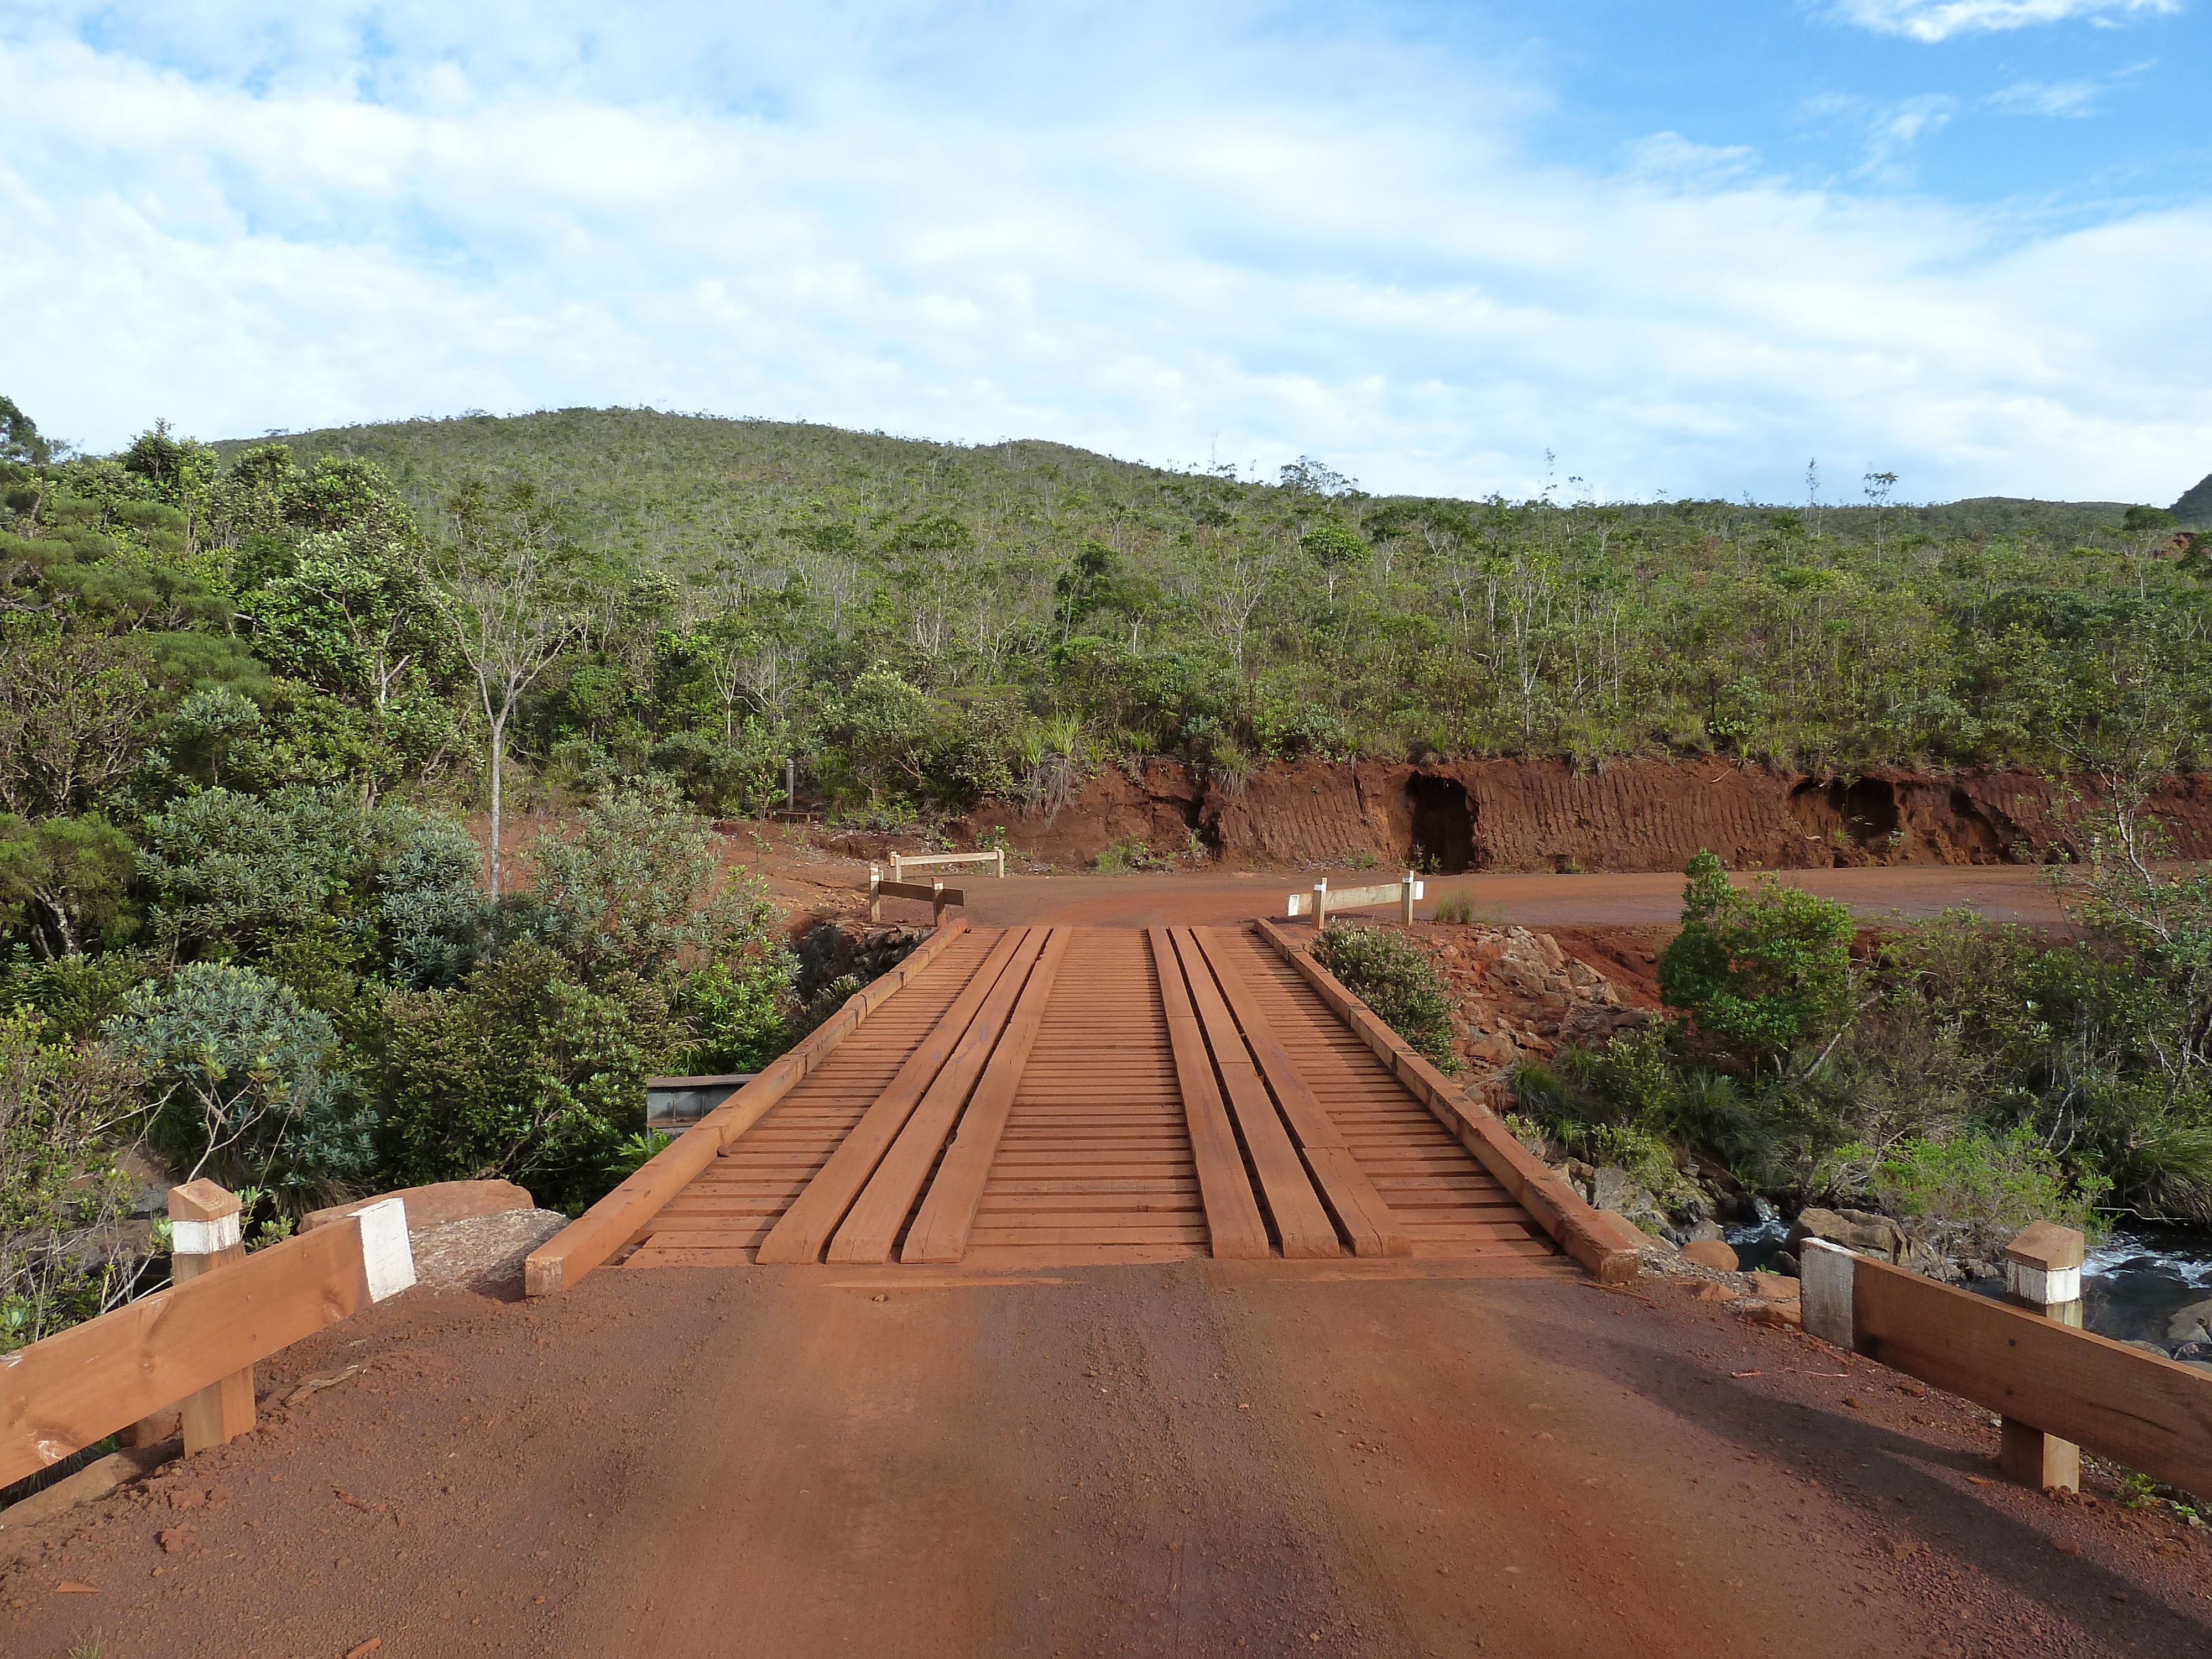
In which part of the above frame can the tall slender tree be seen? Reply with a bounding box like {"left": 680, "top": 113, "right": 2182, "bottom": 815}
{"left": 435, "top": 483, "right": 591, "bottom": 897}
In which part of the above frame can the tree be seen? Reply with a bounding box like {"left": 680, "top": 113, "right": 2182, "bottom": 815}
{"left": 1658, "top": 849, "right": 1854, "bottom": 1066}
{"left": 0, "top": 813, "right": 135, "bottom": 959}
{"left": 1, "top": 1012, "right": 149, "bottom": 1348}
{"left": 0, "top": 395, "right": 55, "bottom": 466}
{"left": 434, "top": 483, "right": 592, "bottom": 896}
{"left": 103, "top": 962, "right": 375, "bottom": 1203}
{"left": 0, "top": 623, "right": 153, "bottom": 817}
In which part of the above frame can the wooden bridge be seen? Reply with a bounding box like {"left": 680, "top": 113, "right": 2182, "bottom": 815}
{"left": 535, "top": 922, "right": 1643, "bottom": 1281}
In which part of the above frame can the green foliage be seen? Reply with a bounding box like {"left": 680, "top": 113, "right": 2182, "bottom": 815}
{"left": 1858, "top": 1125, "right": 2109, "bottom": 1259}
{"left": 1311, "top": 924, "right": 1457, "bottom": 1071}
{"left": 604, "top": 1128, "right": 673, "bottom": 1181}
{"left": 525, "top": 780, "right": 784, "bottom": 983}
{"left": 0, "top": 1011, "right": 149, "bottom": 1349}
{"left": 370, "top": 942, "right": 684, "bottom": 1208}
{"left": 102, "top": 961, "right": 375, "bottom": 1204}
{"left": 0, "top": 813, "right": 137, "bottom": 959}
{"left": 1658, "top": 850, "right": 1854, "bottom": 1064}
{"left": 675, "top": 956, "right": 794, "bottom": 1074}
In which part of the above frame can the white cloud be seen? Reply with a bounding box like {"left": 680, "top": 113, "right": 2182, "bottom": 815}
{"left": 1988, "top": 77, "right": 2104, "bottom": 112}
{"left": 1832, "top": 0, "right": 2181, "bottom": 43}
{"left": 0, "top": 5, "right": 2208, "bottom": 505}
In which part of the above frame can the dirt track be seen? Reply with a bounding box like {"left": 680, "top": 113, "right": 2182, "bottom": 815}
{"left": 859, "top": 864, "right": 2075, "bottom": 932}
{"left": 10, "top": 1260, "right": 2211, "bottom": 1658}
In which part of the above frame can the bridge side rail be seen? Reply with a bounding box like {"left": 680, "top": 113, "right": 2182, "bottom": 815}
{"left": 1802, "top": 1237, "right": 2212, "bottom": 1498}
{"left": 525, "top": 920, "right": 972, "bottom": 1296}
{"left": 889, "top": 849, "right": 1005, "bottom": 880}
{"left": 1251, "top": 918, "right": 1645, "bottom": 1284}
{"left": 1, "top": 1190, "right": 414, "bottom": 1491}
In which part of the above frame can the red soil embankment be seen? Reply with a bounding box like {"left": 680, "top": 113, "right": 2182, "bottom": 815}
{"left": 951, "top": 757, "right": 2212, "bottom": 874}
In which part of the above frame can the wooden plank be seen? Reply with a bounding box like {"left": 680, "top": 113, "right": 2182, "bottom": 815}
{"left": 1249, "top": 918, "right": 1636, "bottom": 1285}
{"left": 1147, "top": 926, "right": 1272, "bottom": 1260}
{"left": 754, "top": 927, "right": 1030, "bottom": 1264}
{"left": 1191, "top": 928, "right": 1408, "bottom": 1259}
{"left": 877, "top": 879, "right": 967, "bottom": 905}
{"left": 1848, "top": 1252, "right": 2212, "bottom": 1498}
{"left": 827, "top": 926, "right": 1052, "bottom": 1262}
{"left": 1, "top": 1211, "right": 401, "bottom": 1490}
{"left": 901, "top": 929, "right": 1075, "bottom": 1262}
{"left": 526, "top": 920, "right": 975, "bottom": 1293}
{"left": 1168, "top": 928, "right": 1341, "bottom": 1260}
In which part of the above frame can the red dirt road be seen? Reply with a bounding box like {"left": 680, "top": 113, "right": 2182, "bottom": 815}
{"left": 858, "top": 865, "right": 2075, "bottom": 933}
{"left": 7, "top": 1261, "right": 2209, "bottom": 1658}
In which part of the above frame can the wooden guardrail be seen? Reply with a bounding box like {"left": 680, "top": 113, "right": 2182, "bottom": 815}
{"left": 1252, "top": 919, "right": 1645, "bottom": 1283}
{"left": 1286, "top": 874, "right": 1424, "bottom": 927}
{"left": 890, "top": 849, "right": 1005, "bottom": 881}
{"left": 868, "top": 865, "right": 964, "bottom": 924}
{"left": 1802, "top": 1229, "right": 2212, "bottom": 1497}
{"left": 1, "top": 1183, "right": 416, "bottom": 1490}
{"left": 525, "top": 919, "right": 972, "bottom": 1295}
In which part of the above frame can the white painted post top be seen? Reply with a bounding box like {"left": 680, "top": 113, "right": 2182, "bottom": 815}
{"left": 1799, "top": 1238, "right": 1856, "bottom": 1351}
{"left": 169, "top": 1178, "right": 243, "bottom": 1255}
{"left": 2006, "top": 1220, "right": 2085, "bottom": 1308}
{"left": 351, "top": 1196, "right": 417, "bottom": 1302}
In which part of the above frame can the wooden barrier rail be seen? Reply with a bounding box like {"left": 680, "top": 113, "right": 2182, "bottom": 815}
{"left": 525, "top": 920, "right": 972, "bottom": 1295}
{"left": 868, "top": 867, "right": 964, "bottom": 924}
{"left": 890, "top": 849, "right": 1005, "bottom": 880}
{"left": 1, "top": 1191, "right": 415, "bottom": 1490}
{"left": 1253, "top": 918, "right": 1645, "bottom": 1284}
{"left": 1802, "top": 1235, "right": 2212, "bottom": 1498}
{"left": 1285, "top": 874, "right": 1424, "bottom": 927}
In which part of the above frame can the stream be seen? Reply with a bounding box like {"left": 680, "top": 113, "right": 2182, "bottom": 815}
{"left": 1724, "top": 1209, "right": 2212, "bottom": 1355}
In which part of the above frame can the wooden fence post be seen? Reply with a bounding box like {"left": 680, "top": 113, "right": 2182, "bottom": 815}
{"left": 1313, "top": 880, "right": 1329, "bottom": 930}
{"left": 168, "top": 1180, "right": 255, "bottom": 1454}
{"left": 891, "top": 854, "right": 906, "bottom": 883}
{"left": 932, "top": 880, "right": 947, "bottom": 926}
{"left": 995, "top": 848, "right": 1005, "bottom": 879}
{"left": 2001, "top": 1221, "right": 2084, "bottom": 1492}
{"left": 869, "top": 864, "right": 883, "bottom": 924}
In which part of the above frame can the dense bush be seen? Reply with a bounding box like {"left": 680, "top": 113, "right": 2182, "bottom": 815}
{"left": 1657, "top": 849, "right": 1854, "bottom": 1067}
{"left": 1312, "top": 924, "right": 1457, "bottom": 1071}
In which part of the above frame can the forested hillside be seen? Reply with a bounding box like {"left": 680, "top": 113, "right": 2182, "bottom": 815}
{"left": 4, "top": 390, "right": 2211, "bottom": 1346}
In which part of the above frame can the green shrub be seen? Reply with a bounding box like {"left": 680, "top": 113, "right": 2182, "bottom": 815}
{"left": 1858, "top": 1125, "right": 2110, "bottom": 1259}
{"left": 1312, "top": 924, "right": 1456, "bottom": 1072}
{"left": 1658, "top": 849, "right": 1853, "bottom": 1066}
{"left": 371, "top": 941, "right": 685, "bottom": 1209}
{"left": 102, "top": 961, "right": 374, "bottom": 1204}
{"left": 1, "top": 1011, "right": 151, "bottom": 1349}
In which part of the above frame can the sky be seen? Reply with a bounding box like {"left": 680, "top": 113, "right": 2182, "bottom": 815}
{"left": 2, "top": 0, "right": 2208, "bottom": 504}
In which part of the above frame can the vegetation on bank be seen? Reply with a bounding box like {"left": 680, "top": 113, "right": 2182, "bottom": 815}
{"left": 1515, "top": 825, "right": 2212, "bottom": 1255}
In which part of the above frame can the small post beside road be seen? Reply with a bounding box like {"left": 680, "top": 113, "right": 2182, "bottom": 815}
{"left": 995, "top": 847, "right": 1006, "bottom": 879}
{"left": 168, "top": 1180, "right": 255, "bottom": 1454}
{"left": 2001, "top": 1220, "right": 2084, "bottom": 1493}
{"left": 932, "top": 880, "right": 948, "bottom": 927}
{"left": 785, "top": 758, "right": 796, "bottom": 815}
{"left": 1313, "top": 880, "right": 1329, "bottom": 928}
{"left": 869, "top": 863, "right": 883, "bottom": 924}
{"left": 1400, "top": 872, "right": 1418, "bottom": 926}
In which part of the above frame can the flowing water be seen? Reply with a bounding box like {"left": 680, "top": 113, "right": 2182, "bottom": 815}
{"left": 1724, "top": 1206, "right": 2212, "bottom": 1354}
{"left": 2082, "top": 1225, "right": 2212, "bottom": 1349}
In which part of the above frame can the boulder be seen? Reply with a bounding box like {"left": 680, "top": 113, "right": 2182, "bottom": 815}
{"left": 1679, "top": 1239, "right": 1739, "bottom": 1272}
{"left": 1745, "top": 1271, "right": 1799, "bottom": 1301}
{"left": 301, "top": 1179, "right": 534, "bottom": 1237}
{"left": 1590, "top": 1167, "right": 1638, "bottom": 1212}
{"left": 410, "top": 1209, "right": 569, "bottom": 1295}
{"left": 1789, "top": 1207, "right": 1911, "bottom": 1263}
{"left": 2167, "top": 1298, "right": 2212, "bottom": 1346}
